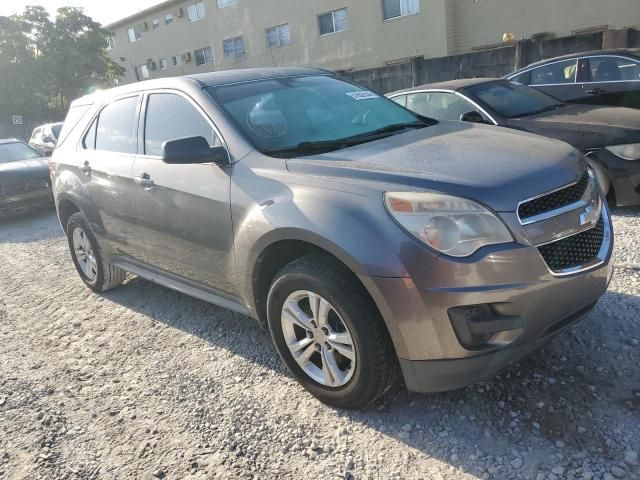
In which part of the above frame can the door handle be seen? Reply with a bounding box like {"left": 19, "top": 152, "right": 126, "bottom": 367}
{"left": 586, "top": 88, "right": 605, "bottom": 95}
{"left": 134, "top": 173, "right": 155, "bottom": 190}
{"left": 80, "top": 161, "right": 91, "bottom": 176}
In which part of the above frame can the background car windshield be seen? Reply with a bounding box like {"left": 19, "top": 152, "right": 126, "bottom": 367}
{"left": 0, "top": 142, "right": 42, "bottom": 164}
{"left": 51, "top": 124, "right": 62, "bottom": 139}
{"left": 206, "top": 75, "right": 421, "bottom": 153}
{"left": 466, "top": 81, "right": 563, "bottom": 118}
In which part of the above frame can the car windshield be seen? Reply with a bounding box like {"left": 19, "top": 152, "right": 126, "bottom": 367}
{"left": 206, "top": 75, "right": 430, "bottom": 157}
{"left": 0, "top": 142, "right": 42, "bottom": 164}
{"left": 51, "top": 124, "right": 62, "bottom": 139}
{"left": 465, "top": 81, "right": 564, "bottom": 118}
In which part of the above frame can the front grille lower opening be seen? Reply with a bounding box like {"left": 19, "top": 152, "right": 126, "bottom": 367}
{"left": 537, "top": 218, "right": 605, "bottom": 272}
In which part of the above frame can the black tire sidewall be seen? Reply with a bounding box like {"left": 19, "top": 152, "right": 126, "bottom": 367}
{"left": 66, "top": 213, "right": 105, "bottom": 291}
{"left": 267, "top": 265, "right": 388, "bottom": 408}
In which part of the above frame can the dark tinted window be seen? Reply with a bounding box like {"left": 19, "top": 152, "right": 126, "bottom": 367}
{"left": 0, "top": 142, "right": 42, "bottom": 163}
{"left": 144, "top": 93, "right": 219, "bottom": 157}
{"left": 95, "top": 96, "right": 139, "bottom": 154}
{"left": 83, "top": 118, "right": 98, "bottom": 150}
{"left": 589, "top": 56, "right": 640, "bottom": 82}
{"left": 510, "top": 71, "right": 531, "bottom": 85}
{"left": 466, "top": 81, "right": 563, "bottom": 118}
{"left": 51, "top": 124, "right": 62, "bottom": 139}
{"left": 530, "top": 59, "right": 577, "bottom": 85}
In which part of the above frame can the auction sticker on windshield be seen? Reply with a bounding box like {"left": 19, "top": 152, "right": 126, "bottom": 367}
{"left": 345, "top": 91, "right": 379, "bottom": 100}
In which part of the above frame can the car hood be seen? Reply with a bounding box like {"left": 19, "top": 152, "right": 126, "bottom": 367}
{"left": 0, "top": 157, "right": 49, "bottom": 187}
{"left": 506, "top": 104, "right": 640, "bottom": 151}
{"left": 286, "top": 122, "right": 585, "bottom": 212}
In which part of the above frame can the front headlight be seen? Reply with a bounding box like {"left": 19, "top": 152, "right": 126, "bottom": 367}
{"left": 385, "top": 192, "right": 513, "bottom": 257}
{"left": 605, "top": 143, "right": 640, "bottom": 161}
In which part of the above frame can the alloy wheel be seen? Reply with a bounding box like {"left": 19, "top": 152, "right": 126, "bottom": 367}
{"left": 72, "top": 227, "right": 98, "bottom": 281}
{"left": 281, "top": 290, "right": 356, "bottom": 387}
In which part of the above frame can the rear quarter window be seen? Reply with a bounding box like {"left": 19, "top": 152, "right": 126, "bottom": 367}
{"left": 57, "top": 105, "right": 91, "bottom": 146}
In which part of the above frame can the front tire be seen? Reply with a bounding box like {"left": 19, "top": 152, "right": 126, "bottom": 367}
{"left": 267, "top": 254, "right": 397, "bottom": 409}
{"left": 66, "top": 212, "right": 126, "bottom": 292}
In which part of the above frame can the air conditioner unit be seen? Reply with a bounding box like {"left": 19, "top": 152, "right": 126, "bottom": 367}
{"left": 142, "top": 21, "right": 149, "bottom": 31}
{"left": 182, "top": 52, "right": 192, "bottom": 62}
{"left": 176, "top": 7, "right": 184, "bottom": 17}
{"left": 147, "top": 59, "right": 157, "bottom": 70}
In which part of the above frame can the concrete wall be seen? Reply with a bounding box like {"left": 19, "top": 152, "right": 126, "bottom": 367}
{"left": 445, "top": 0, "right": 640, "bottom": 55}
{"left": 343, "top": 29, "right": 640, "bottom": 94}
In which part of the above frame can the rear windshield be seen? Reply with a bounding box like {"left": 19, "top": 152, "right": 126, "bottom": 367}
{"left": 0, "top": 142, "right": 42, "bottom": 163}
{"left": 206, "top": 75, "right": 423, "bottom": 155}
{"left": 465, "top": 81, "right": 564, "bottom": 118}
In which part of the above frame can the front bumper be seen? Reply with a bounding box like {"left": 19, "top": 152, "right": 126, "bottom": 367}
{"left": 0, "top": 189, "right": 53, "bottom": 216}
{"left": 359, "top": 210, "right": 614, "bottom": 393}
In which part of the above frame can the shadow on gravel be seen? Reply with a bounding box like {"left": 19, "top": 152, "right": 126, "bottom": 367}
{"left": 0, "top": 207, "right": 61, "bottom": 244}
{"left": 102, "top": 271, "right": 640, "bottom": 478}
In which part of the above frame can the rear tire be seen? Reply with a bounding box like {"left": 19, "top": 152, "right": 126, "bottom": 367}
{"left": 267, "top": 254, "right": 397, "bottom": 409}
{"left": 66, "top": 212, "right": 126, "bottom": 292}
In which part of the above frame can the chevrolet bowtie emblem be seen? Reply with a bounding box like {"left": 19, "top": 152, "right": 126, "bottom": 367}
{"left": 579, "top": 204, "right": 596, "bottom": 226}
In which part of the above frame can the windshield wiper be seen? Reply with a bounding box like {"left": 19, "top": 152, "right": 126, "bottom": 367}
{"left": 262, "top": 121, "right": 432, "bottom": 158}
{"left": 523, "top": 103, "right": 566, "bottom": 116}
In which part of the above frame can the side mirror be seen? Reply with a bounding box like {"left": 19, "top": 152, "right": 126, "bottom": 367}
{"left": 161, "top": 136, "right": 229, "bottom": 165}
{"left": 42, "top": 134, "right": 55, "bottom": 144}
{"left": 460, "top": 111, "right": 485, "bottom": 124}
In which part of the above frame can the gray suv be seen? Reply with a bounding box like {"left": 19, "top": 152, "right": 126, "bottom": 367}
{"left": 51, "top": 68, "right": 614, "bottom": 408}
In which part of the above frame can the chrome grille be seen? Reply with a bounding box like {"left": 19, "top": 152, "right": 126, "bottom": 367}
{"left": 518, "top": 172, "right": 590, "bottom": 222}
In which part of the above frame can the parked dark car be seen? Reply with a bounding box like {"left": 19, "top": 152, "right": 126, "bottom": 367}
{"left": 29, "top": 122, "right": 64, "bottom": 157}
{"left": 506, "top": 49, "right": 640, "bottom": 109}
{"left": 388, "top": 78, "right": 640, "bottom": 206}
{"left": 0, "top": 139, "right": 52, "bottom": 216}
{"left": 52, "top": 68, "right": 613, "bottom": 408}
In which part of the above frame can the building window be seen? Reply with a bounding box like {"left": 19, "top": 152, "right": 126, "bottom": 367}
{"left": 159, "top": 58, "right": 168, "bottom": 70}
{"left": 128, "top": 26, "right": 142, "bottom": 43}
{"left": 165, "top": 13, "right": 174, "bottom": 25}
{"left": 194, "top": 46, "right": 213, "bottom": 66}
{"left": 172, "top": 54, "right": 183, "bottom": 67}
{"left": 137, "top": 64, "right": 150, "bottom": 79}
{"left": 223, "top": 36, "right": 245, "bottom": 58}
{"left": 318, "top": 8, "right": 349, "bottom": 35}
{"left": 217, "top": 0, "right": 238, "bottom": 8}
{"left": 152, "top": 18, "right": 160, "bottom": 29}
{"left": 106, "top": 37, "right": 115, "bottom": 50}
{"left": 266, "top": 24, "right": 292, "bottom": 48}
{"left": 187, "top": 2, "right": 206, "bottom": 22}
{"left": 382, "top": 0, "right": 419, "bottom": 20}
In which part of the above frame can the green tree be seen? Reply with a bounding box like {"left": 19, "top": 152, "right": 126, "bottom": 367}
{"left": 0, "top": 6, "right": 123, "bottom": 134}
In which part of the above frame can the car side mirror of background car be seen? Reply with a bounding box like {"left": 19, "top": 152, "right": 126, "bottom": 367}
{"left": 162, "top": 136, "right": 230, "bottom": 165}
{"left": 42, "top": 134, "right": 55, "bottom": 144}
{"left": 460, "top": 111, "right": 486, "bottom": 124}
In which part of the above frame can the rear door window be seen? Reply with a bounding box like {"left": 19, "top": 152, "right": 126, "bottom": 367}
{"left": 95, "top": 96, "right": 140, "bottom": 154}
{"left": 143, "top": 93, "right": 220, "bottom": 157}
{"left": 530, "top": 59, "right": 578, "bottom": 85}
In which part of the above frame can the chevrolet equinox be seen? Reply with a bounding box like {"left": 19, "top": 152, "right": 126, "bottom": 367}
{"left": 51, "top": 68, "right": 614, "bottom": 408}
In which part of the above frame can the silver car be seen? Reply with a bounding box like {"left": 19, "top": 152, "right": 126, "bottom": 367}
{"left": 51, "top": 68, "right": 614, "bottom": 408}
{"left": 29, "top": 122, "right": 63, "bottom": 157}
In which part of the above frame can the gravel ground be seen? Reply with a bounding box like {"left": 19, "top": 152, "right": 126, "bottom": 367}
{"left": 0, "top": 207, "right": 639, "bottom": 480}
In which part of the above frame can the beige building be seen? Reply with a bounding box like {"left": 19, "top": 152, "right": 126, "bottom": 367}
{"left": 106, "top": 0, "right": 640, "bottom": 83}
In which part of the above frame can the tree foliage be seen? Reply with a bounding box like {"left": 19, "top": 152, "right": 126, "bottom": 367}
{"left": 0, "top": 6, "right": 123, "bottom": 130}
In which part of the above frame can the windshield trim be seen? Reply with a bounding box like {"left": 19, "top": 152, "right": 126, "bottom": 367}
{"left": 205, "top": 74, "right": 432, "bottom": 159}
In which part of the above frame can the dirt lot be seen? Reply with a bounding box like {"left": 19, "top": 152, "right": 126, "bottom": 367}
{"left": 0, "top": 208, "right": 639, "bottom": 480}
